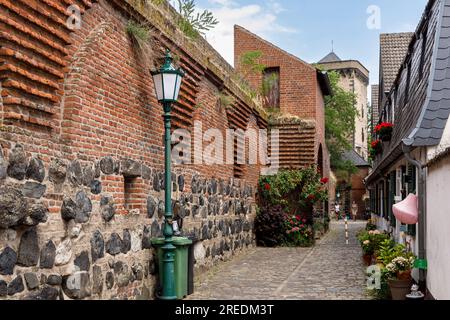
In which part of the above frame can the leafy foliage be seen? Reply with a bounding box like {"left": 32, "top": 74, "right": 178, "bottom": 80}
{"left": 175, "top": 0, "right": 218, "bottom": 38}
{"left": 254, "top": 205, "right": 286, "bottom": 247}
{"left": 126, "top": 21, "right": 151, "bottom": 42}
{"left": 256, "top": 168, "right": 329, "bottom": 247}
{"left": 357, "top": 230, "right": 390, "bottom": 255}
{"left": 324, "top": 71, "right": 358, "bottom": 175}
{"left": 240, "top": 51, "right": 266, "bottom": 77}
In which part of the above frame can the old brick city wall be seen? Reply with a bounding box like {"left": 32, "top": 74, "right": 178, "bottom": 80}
{"left": 0, "top": 0, "right": 268, "bottom": 300}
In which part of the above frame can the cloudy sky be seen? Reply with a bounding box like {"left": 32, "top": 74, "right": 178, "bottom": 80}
{"left": 194, "top": 0, "right": 428, "bottom": 89}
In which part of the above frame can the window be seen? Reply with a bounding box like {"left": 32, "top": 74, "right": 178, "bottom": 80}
{"left": 124, "top": 176, "right": 140, "bottom": 212}
{"left": 350, "top": 79, "right": 355, "bottom": 92}
{"left": 262, "top": 67, "right": 280, "bottom": 109}
{"left": 362, "top": 128, "right": 365, "bottom": 143}
{"left": 361, "top": 105, "right": 365, "bottom": 118}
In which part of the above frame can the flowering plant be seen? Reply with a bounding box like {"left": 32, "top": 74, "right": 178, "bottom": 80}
{"left": 357, "top": 230, "right": 390, "bottom": 255}
{"left": 386, "top": 257, "right": 416, "bottom": 280}
{"left": 369, "top": 140, "right": 383, "bottom": 159}
{"left": 284, "top": 214, "right": 313, "bottom": 247}
{"left": 375, "top": 122, "right": 394, "bottom": 141}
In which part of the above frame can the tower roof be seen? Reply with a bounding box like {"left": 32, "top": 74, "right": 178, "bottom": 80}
{"left": 319, "top": 52, "right": 342, "bottom": 63}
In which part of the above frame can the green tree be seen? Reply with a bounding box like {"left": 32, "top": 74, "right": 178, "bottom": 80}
{"left": 324, "top": 71, "right": 358, "bottom": 176}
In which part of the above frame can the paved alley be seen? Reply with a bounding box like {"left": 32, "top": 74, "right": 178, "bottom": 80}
{"left": 189, "top": 221, "right": 370, "bottom": 300}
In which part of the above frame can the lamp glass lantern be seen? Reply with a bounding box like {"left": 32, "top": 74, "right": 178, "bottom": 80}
{"left": 151, "top": 51, "right": 185, "bottom": 104}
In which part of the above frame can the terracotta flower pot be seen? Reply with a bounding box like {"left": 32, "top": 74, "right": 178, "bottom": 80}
{"left": 388, "top": 279, "right": 413, "bottom": 300}
{"left": 397, "top": 270, "right": 412, "bottom": 281}
{"left": 362, "top": 254, "right": 372, "bottom": 266}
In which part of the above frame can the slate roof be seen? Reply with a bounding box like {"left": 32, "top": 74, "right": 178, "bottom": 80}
{"left": 342, "top": 150, "right": 370, "bottom": 167}
{"left": 319, "top": 52, "right": 342, "bottom": 63}
{"left": 411, "top": 0, "right": 450, "bottom": 146}
{"left": 380, "top": 32, "right": 414, "bottom": 93}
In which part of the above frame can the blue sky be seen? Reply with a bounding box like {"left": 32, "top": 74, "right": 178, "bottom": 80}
{"left": 196, "top": 0, "right": 428, "bottom": 90}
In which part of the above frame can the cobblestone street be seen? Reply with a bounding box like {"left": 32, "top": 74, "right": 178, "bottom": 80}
{"left": 189, "top": 221, "right": 370, "bottom": 300}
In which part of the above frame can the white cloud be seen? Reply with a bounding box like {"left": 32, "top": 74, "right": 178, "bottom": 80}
{"left": 201, "top": 0, "right": 296, "bottom": 65}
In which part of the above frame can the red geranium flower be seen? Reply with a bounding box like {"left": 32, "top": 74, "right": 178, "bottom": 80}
{"left": 296, "top": 215, "right": 301, "bottom": 221}
{"left": 371, "top": 140, "right": 382, "bottom": 148}
{"left": 320, "top": 177, "right": 329, "bottom": 184}
{"left": 307, "top": 194, "right": 316, "bottom": 201}
{"left": 264, "top": 183, "right": 271, "bottom": 191}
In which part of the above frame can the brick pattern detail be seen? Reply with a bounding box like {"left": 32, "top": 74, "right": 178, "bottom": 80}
{"left": 234, "top": 25, "right": 330, "bottom": 179}
{"left": 0, "top": 0, "right": 97, "bottom": 130}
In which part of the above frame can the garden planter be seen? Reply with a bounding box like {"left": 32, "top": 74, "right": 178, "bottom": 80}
{"left": 363, "top": 254, "right": 373, "bottom": 266}
{"left": 380, "top": 134, "right": 392, "bottom": 142}
{"left": 388, "top": 279, "right": 413, "bottom": 300}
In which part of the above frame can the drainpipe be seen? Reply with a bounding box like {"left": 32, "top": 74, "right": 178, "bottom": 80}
{"left": 402, "top": 138, "right": 427, "bottom": 292}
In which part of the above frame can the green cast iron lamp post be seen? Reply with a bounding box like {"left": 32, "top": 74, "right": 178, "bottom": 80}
{"left": 151, "top": 50, "right": 185, "bottom": 300}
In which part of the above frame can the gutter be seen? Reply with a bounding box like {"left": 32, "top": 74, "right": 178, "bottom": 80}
{"left": 402, "top": 138, "right": 427, "bottom": 292}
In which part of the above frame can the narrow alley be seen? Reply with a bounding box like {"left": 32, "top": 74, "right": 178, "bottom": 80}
{"left": 189, "top": 222, "right": 370, "bottom": 300}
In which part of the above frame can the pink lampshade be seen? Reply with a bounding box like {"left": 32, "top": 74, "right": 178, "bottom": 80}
{"left": 392, "top": 194, "right": 419, "bottom": 225}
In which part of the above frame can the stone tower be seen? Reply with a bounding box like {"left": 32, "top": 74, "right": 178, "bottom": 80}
{"left": 318, "top": 52, "right": 370, "bottom": 160}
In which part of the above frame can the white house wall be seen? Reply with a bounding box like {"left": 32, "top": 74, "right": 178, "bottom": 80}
{"left": 425, "top": 155, "right": 450, "bottom": 299}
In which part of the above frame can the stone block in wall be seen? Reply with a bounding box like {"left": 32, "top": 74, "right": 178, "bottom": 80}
{"left": 0, "top": 246, "right": 17, "bottom": 275}
{"left": 106, "top": 233, "right": 122, "bottom": 256}
{"left": 67, "top": 160, "right": 83, "bottom": 187}
{"left": 7, "top": 275, "right": 24, "bottom": 296}
{"left": 24, "top": 286, "right": 59, "bottom": 300}
{"left": 100, "top": 157, "right": 115, "bottom": 175}
{"left": 7, "top": 145, "right": 28, "bottom": 181}
{"left": 40, "top": 240, "right": 56, "bottom": 269}
{"left": 0, "top": 185, "right": 28, "bottom": 228}
{"left": 48, "top": 159, "right": 67, "bottom": 185}
{"left": 62, "top": 272, "right": 91, "bottom": 299}
{"left": 121, "top": 159, "right": 142, "bottom": 178}
{"left": 100, "top": 196, "right": 115, "bottom": 222}
{"left": 91, "top": 230, "right": 105, "bottom": 262}
{"left": 24, "top": 273, "right": 39, "bottom": 291}
{"left": 55, "top": 239, "right": 72, "bottom": 266}
{"left": 17, "top": 227, "right": 39, "bottom": 267}
{"left": 26, "top": 157, "right": 45, "bottom": 183}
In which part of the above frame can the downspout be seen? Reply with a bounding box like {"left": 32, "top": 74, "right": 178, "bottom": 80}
{"left": 402, "top": 138, "right": 427, "bottom": 292}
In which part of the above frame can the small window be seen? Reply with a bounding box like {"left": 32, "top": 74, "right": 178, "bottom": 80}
{"left": 350, "top": 79, "right": 355, "bottom": 92}
{"left": 262, "top": 67, "right": 280, "bottom": 109}
{"left": 124, "top": 176, "right": 140, "bottom": 212}
{"left": 362, "top": 128, "right": 365, "bottom": 143}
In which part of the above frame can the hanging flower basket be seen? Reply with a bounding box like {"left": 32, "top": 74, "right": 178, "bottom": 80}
{"left": 375, "top": 122, "right": 394, "bottom": 141}
{"left": 369, "top": 140, "right": 383, "bottom": 160}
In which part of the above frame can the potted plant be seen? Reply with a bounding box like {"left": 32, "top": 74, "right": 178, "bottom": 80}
{"left": 385, "top": 256, "right": 416, "bottom": 300}
{"left": 370, "top": 139, "right": 383, "bottom": 156}
{"left": 378, "top": 240, "right": 416, "bottom": 300}
{"left": 357, "top": 231, "right": 374, "bottom": 265}
{"left": 375, "top": 122, "right": 394, "bottom": 141}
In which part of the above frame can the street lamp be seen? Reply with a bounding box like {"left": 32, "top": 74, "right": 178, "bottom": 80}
{"left": 151, "top": 49, "right": 185, "bottom": 300}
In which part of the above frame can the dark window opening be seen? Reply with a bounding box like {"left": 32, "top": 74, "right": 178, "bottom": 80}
{"left": 262, "top": 67, "right": 280, "bottom": 109}
{"left": 419, "top": 26, "right": 428, "bottom": 79}
{"left": 124, "top": 176, "right": 139, "bottom": 212}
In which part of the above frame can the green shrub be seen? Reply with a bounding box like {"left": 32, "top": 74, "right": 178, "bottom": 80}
{"left": 256, "top": 167, "right": 328, "bottom": 247}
